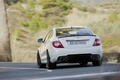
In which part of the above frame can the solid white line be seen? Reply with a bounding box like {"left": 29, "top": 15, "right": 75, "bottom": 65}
{"left": 30, "top": 72, "right": 120, "bottom": 80}
{"left": 0, "top": 62, "right": 35, "bottom": 63}
{"left": 0, "top": 67, "right": 52, "bottom": 72}
{"left": 47, "top": 70, "right": 53, "bottom": 72}
{"left": 0, "top": 67, "right": 40, "bottom": 70}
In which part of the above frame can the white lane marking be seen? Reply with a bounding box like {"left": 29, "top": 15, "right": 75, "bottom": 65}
{"left": 30, "top": 72, "right": 120, "bottom": 80}
{"left": 0, "top": 62, "right": 35, "bottom": 63}
{"left": 47, "top": 70, "right": 53, "bottom": 72}
{"left": 0, "top": 67, "right": 41, "bottom": 70}
{"left": 0, "top": 67, "right": 52, "bottom": 72}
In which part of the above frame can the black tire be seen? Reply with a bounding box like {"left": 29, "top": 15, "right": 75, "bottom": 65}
{"left": 79, "top": 62, "right": 88, "bottom": 66}
{"left": 92, "top": 59, "right": 102, "bottom": 66}
{"left": 46, "top": 51, "right": 56, "bottom": 69}
{"left": 37, "top": 51, "right": 46, "bottom": 68}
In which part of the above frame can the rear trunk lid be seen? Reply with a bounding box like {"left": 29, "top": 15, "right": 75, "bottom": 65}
{"left": 58, "top": 36, "right": 96, "bottom": 49}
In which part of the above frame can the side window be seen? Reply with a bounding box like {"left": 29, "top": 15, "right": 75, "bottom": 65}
{"left": 44, "top": 31, "right": 53, "bottom": 42}
{"left": 44, "top": 35, "right": 49, "bottom": 42}
{"left": 48, "top": 31, "right": 53, "bottom": 39}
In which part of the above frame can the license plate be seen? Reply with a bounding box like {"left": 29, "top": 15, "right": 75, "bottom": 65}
{"left": 67, "top": 40, "right": 86, "bottom": 45}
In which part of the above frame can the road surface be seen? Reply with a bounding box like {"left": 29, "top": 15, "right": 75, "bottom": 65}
{"left": 0, "top": 62, "right": 120, "bottom": 80}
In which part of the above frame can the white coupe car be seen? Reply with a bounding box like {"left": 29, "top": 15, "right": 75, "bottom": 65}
{"left": 37, "top": 26, "right": 102, "bottom": 69}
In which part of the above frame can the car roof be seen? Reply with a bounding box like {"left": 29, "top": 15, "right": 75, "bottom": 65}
{"left": 54, "top": 26, "right": 87, "bottom": 29}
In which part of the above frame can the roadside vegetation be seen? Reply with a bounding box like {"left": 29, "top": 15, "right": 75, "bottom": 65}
{"left": 67, "top": 1, "right": 120, "bottom": 63}
{"left": 6, "top": 0, "right": 73, "bottom": 62}
{"left": 6, "top": 0, "right": 120, "bottom": 62}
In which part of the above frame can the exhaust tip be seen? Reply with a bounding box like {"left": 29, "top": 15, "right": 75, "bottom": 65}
{"left": 57, "top": 56, "right": 68, "bottom": 63}
{"left": 90, "top": 55, "right": 100, "bottom": 60}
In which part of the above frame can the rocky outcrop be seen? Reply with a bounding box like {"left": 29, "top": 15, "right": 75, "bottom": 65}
{"left": 0, "top": 0, "right": 12, "bottom": 61}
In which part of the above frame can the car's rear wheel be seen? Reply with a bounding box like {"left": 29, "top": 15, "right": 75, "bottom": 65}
{"left": 79, "top": 62, "right": 88, "bottom": 66}
{"left": 92, "top": 59, "right": 102, "bottom": 66}
{"left": 46, "top": 51, "right": 56, "bottom": 69}
{"left": 37, "top": 51, "right": 46, "bottom": 68}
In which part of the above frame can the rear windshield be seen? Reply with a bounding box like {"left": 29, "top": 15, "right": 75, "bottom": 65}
{"left": 56, "top": 28, "right": 94, "bottom": 37}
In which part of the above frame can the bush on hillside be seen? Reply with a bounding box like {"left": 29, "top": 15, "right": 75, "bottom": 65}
{"left": 40, "top": 0, "right": 73, "bottom": 16}
{"left": 107, "top": 11, "right": 119, "bottom": 23}
{"left": 8, "top": 0, "right": 73, "bottom": 32}
{"left": 20, "top": 13, "right": 48, "bottom": 32}
{"left": 40, "top": 0, "right": 73, "bottom": 26}
{"left": 28, "top": 16, "right": 48, "bottom": 32}
{"left": 5, "top": 0, "right": 20, "bottom": 5}
{"left": 8, "top": 1, "right": 23, "bottom": 10}
{"left": 87, "top": 7, "right": 96, "bottom": 13}
{"left": 27, "top": 0, "right": 35, "bottom": 8}
{"left": 77, "top": 5, "right": 96, "bottom": 13}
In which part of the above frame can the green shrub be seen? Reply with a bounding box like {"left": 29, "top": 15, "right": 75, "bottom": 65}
{"left": 59, "top": 2, "right": 73, "bottom": 11}
{"left": 62, "top": 10, "right": 71, "bottom": 15}
{"left": 13, "top": 28, "right": 22, "bottom": 37}
{"left": 21, "top": 12, "right": 48, "bottom": 32}
{"left": 77, "top": 6, "right": 87, "bottom": 12}
{"left": 28, "top": 14, "right": 48, "bottom": 32}
{"left": 10, "top": 0, "right": 73, "bottom": 32}
{"left": 25, "top": 12, "right": 32, "bottom": 19}
{"left": 9, "top": 1, "right": 23, "bottom": 10}
{"left": 40, "top": 0, "right": 73, "bottom": 26}
{"left": 5, "top": 0, "right": 20, "bottom": 5}
{"left": 42, "top": 7, "right": 61, "bottom": 17}
{"left": 87, "top": 7, "right": 96, "bottom": 13}
{"left": 17, "top": 29, "right": 22, "bottom": 37}
{"left": 20, "top": 22, "right": 29, "bottom": 27}
{"left": 42, "top": 2, "right": 58, "bottom": 9}
{"left": 107, "top": 11, "right": 119, "bottom": 23}
{"left": 27, "top": 0, "right": 35, "bottom": 8}
{"left": 77, "top": 5, "right": 96, "bottom": 13}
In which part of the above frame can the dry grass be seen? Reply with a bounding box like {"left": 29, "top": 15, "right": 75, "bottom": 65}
{"left": 103, "top": 46, "right": 120, "bottom": 63}
{"left": 66, "top": 2, "right": 120, "bottom": 63}
{"left": 103, "top": 52, "right": 120, "bottom": 63}
{"left": 11, "top": 26, "right": 48, "bottom": 62}
{"left": 66, "top": 7, "right": 120, "bottom": 50}
{"left": 66, "top": 8, "right": 107, "bottom": 26}
{"left": 0, "top": 54, "right": 11, "bottom": 62}
{"left": 7, "top": 0, "right": 120, "bottom": 62}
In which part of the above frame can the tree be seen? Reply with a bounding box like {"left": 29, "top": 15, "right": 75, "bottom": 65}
{"left": 0, "top": 0, "right": 12, "bottom": 61}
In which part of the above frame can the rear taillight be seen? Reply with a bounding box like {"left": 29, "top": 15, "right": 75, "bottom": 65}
{"left": 52, "top": 41, "right": 64, "bottom": 48}
{"left": 93, "top": 38, "right": 101, "bottom": 46}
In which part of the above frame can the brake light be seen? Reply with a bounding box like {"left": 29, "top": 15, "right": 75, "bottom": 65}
{"left": 93, "top": 38, "right": 101, "bottom": 46}
{"left": 52, "top": 41, "right": 64, "bottom": 48}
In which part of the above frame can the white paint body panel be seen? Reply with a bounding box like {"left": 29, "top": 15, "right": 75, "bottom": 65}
{"left": 38, "top": 26, "right": 102, "bottom": 63}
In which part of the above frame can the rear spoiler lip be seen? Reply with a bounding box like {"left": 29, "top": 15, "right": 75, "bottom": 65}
{"left": 57, "top": 35, "right": 96, "bottom": 38}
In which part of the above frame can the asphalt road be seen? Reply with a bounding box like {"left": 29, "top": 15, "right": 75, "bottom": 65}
{"left": 0, "top": 62, "right": 120, "bottom": 80}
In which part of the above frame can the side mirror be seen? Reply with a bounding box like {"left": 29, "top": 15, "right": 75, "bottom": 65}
{"left": 38, "top": 38, "right": 43, "bottom": 43}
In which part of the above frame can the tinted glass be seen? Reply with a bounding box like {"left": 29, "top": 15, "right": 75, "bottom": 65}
{"left": 56, "top": 28, "right": 94, "bottom": 37}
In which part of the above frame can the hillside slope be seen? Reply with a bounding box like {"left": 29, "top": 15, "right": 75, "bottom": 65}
{"left": 70, "top": 0, "right": 116, "bottom": 5}
{"left": 6, "top": 0, "right": 73, "bottom": 62}
{"left": 6, "top": 0, "right": 120, "bottom": 62}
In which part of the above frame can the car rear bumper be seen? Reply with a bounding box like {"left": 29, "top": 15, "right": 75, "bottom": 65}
{"left": 49, "top": 46, "right": 102, "bottom": 63}
{"left": 56, "top": 54, "right": 101, "bottom": 63}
